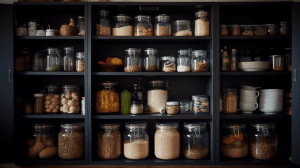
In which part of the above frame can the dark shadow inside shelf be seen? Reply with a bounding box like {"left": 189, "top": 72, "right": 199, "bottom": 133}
{"left": 15, "top": 155, "right": 87, "bottom": 165}
{"left": 220, "top": 111, "right": 291, "bottom": 119}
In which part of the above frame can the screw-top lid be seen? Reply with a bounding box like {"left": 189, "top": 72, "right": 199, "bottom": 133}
{"left": 251, "top": 122, "right": 275, "bottom": 128}
{"left": 166, "top": 101, "right": 179, "bottom": 106}
{"left": 125, "top": 121, "right": 147, "bottom": 128}
{"left": 184, "top": 122, "right": 207, "bottom": 129}
{"left": 34, "top": 93, "right": 44, "bottom": 97}
{"left": 156, "top": 122, "right": 179, "bottom": 129}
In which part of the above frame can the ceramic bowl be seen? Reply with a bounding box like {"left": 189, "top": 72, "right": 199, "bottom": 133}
{"left": 238, "top": 61, "right": 269, "bottom": 72}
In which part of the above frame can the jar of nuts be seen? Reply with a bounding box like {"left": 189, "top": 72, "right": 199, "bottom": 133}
{"left": 96, "top": 9, "right": 111, "bottom": 36}
{"left": 241, "top": 25, "right": 255, "bottom": 36}
{"left": 134, "top": 15, "right": 153, "bottom": 36}
{"left": 44, "top": 85, "right": 61, "bottom": 113}
{"left": 279, "top": 21, "right": 289, "bottom": 35}
{"left": 220, "top": 24, "right": 229, "bottom": 36}
{"left": 60, "top": 85, "right": 81, "bottom": 114}
{"left": 255, "top": 25, "right": 267, "bottom": 36}
{"left": 124, "top": 48, "right": 142, "bottom": 72}
{"left": 154, "top": 14, "right": 171, "bottom": 36}
{"left": 191, "top": 95, "right": 209, "bottom": 114}
{"left": 75, "top": 52, "right": 85, "bottom": 72}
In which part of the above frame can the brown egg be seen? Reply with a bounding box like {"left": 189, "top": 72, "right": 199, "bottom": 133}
{"left": 51, "top": 98, "right": 58, "bottom": 104}
{"left": 52, "top": 109, "right": 59, "bottom": 113}
{"left": 69, "top": 106, "right": 76, "bottom": 113}
{"left": 53, "top": 94, "right": 60, "bottom": 99}
{"left": 45, "top": 105, "right": 49, "bottom": 109}
{"left": 54, "top": 105, "right": 60, "bottom": 110}
{"left": 45, "top": 109, "right": 52, "bottom": 113}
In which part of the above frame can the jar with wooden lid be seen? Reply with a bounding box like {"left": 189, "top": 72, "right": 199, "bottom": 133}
{"left": 95, "top": 81, "right": 120, "bottom": 113}
{"left": 34, "top": 93, "right": 44, "bottom": 114}
{"left": 44, "top": 85, "right": 60, "bottom": 113}
{"left": 222, "top": 89, "right": 238, "bottom": 113}
{"left": 60, "top": 85, "right": 80, "bottom": 114}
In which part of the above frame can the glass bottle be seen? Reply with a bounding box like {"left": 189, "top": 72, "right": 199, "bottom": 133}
{"left": 63, "top": 47, "right": 75, "bottom": 72}
{"left": 112, "top": 14, "right": 132, "bottom": 36}
{"left": 46, "top": 48, "right": 60, "bottom": 71}
{"left": 177, "top": 49, "right": 191, "bottom": 72}
{"left": 134, "top": 15, "right": 153, "bottom": 36}
{"left": 221, "top": 46, "right": 230, "bottom": 71}
{"left": 137, "top": 78, "right": 144, "bottom": 108}
{"left": 78, "top": 16, "right": 84, "bottom": 36}
{"left": 96, "top": 9, "right": 111, "bottom": 36}
{"left": 221, "top": 24, "right": 229, "bottom": 36}
{"left": 230, "top": 49, "right": 238, "bottom": 71}
{"left": 60, "top": 85, "right": 80, "bottom": 114}
{"left": 121, "top": 89, "right": 131, "bottom": 115}
{"left": 195, "top": 10, "right": 210, "bottom": 36}
{"left": 154, "top": 14, "right": 171, "bottom": 36}
{"left": 34, "top": 93, "right": 44, "bottom": 114}
{"left": 132, "top": 83, "right": 138, "bottom": 101}
{"left": 124, "top": 48, "right": 142, "bottom": 72}
{"left": 144, "top": 48, "right": 160, "bottom": 72}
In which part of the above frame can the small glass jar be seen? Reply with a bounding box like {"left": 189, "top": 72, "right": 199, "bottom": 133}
{"left": 32, "top": 52, "right": 44, "bottom": 71}
{"left": 221, "top": 24, "right": 229, "bottom": 36}
{"left": 144, "top": 48, "right": 160, "bottom": 72}
{"left": 172, "top": 20, "right": 192, "bottom": 36}
{"left": 266, "top": 24, "right": 278, "bottom": 36}
{"left": 34, "top": 93, "right": 44, "bottom": 114}
{"left": 191, "top": 50, "right": 208, "bottom": 72}
{"left": 60, "top": 85, "right": 80, "bottom": 114}
{"left": 241, "top": 25, "right": 255, "bottom": 36}
{"left": 63, "top": 47, "right": 75, "bottom": 72}
{"left": 166, "top": 101, "right": 179, "bottom": 115}
{"left": 76, "top": 52, "right": 85, "bottom": 72}
{"left": 250, "top": 123, "right": 278, "bottom": 160}
{"left": 279, "top": 21, "right": 289, "bottom": 35}
{"left": 154, "top": 14, "right": 171, "bottom": 36}
{"left": 269, "top": 55, "right": 284, "bottom": 71}
{"left": 58, "top": 123, "right": 85, "bottom": 159}
{"left": 183, "top": 122, "right": 209, "bottom": 159}
{"left": 284, "top": 48, "right": 292, "bottom": 71}
{"left": 161, "top": 56, "right": 176, "bottom": 72}
{"left": 45, "top": 48, "right": 60, "bottom": 71}
{"left": 78, "top": 16, "right": 85, "bottom": 36}
{"left": 180, "top": 101, "right": 191, "bottom": 113}
{"left": 96, "top": 9, "right": 111, "bottom": 36}
{"left": 177, "top": 49, "right": 191, "bottom": 72}
{"left": 255, "top": 25, "right": 267, "bottom": 36}
{"left": 230, "top": 24, "right": 241, "bottom": 36}
{"left": 124, "top": 48, "right": 142, "bottom": 72}
{"left": 134, "top": 15, "right": 153, "bottom": 36}
{"left": 95, "top": 81, "right": 120, "bottom": 113}
{"left": 191, "top": 95, "right": 209, "bottom": 114}
{"left": 195, "top": 10, "right": 210, "bottom": 36}
{"left": 222, "top": 89, "right": 238, "bottom": 113}
{"left": 221, "top": 123, "right": 248, "bottom": 158}
{"left": 131, "top": 101, "right": 143, "bottom": 115}
{"left": 112, "top": 14, "right": 132, "bottom": 36}
{"left": 44, "top": 85, "right": 60, "bottom": 113}
{"left": 123, "top": 122, "right": 149, "bottom": 159}
{"left": 147, "top": 80, "right": 168, "bottom": 114}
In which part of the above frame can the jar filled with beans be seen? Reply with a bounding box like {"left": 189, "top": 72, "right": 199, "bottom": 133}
{"left": 60, "top": 85, "right": 81, "bottom": 114}
{"left": 95, "top": 81, "right": 120, "bottom": 113}
{"left": 255, "top": 25, "right": 267, "bottom": 36}
{"left": 44, "top": 85, "right": 60, "bottom": 113}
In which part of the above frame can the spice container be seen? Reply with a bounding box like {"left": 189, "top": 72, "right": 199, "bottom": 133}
{"left": 223, "top": 89, "right": 238, "bottom": 113}
{"left": 161, "top": 56, "right": 176, "bottom": 72}
{"left": 134, "top": 15, "right": 153, "bottom": 36}
{"left": 15, "top": 47, "right": 30, "bottom": 71}
{"left": 76, "top": 52, "right": 85, "bottom": 72}
{"left": 172, "top": 20, "right": 192, "bottom": 36}
{"left": 183, "top": 122, "right": 209, "bottom": 159}
{"left": 241, "top": 25, "right": 255, "bottom": 36}
{"left": 45, "top": 48, "right": 60, "bottom": 71}
{"left": 155, "top": 122, "right": 180, "bottom": 160}
{"left": 279, "top": 21, "right": 289, "bottom": 35}
{"left": 231, "top": 49, "right": 238, "bottom": 71}
{"left": 221, "top": 46, "right": 230, "bottom": 71}
{"left": 180, "top": 101, "right": 191, "bottom": 113}
{"left": 63, "top": 47, "right": 75, "bottom": 72}
{"left": 78, "top": 16, "right": 85, "bottom": 36}
{"left": 195, "top": 10, "right": 210, "bottom": 36}
{"left": 112, "top": 15, "right": 132, "bottom": 36}
{"left": 60, "top": 85, "right": 80, "bottom": 114}
{"left": 266, "top": 24, "right": 278, "bottom": 35}
{"left": 95, "top": 81, "right": 120, "bottom": 113}
{"left": 269, "top": 55, "right": 284, "bottom": 71}
{"left": 131, "top": 101, "right": 143, "bottom": 114}
{"left": 154, "top": 14, "right": 171, "bottom": 36}
{"left": 81, "top": 97, "right": 85, "bottom": 115}
{"left": 24, "top": 99, "right": 34, "bottom": 114}
{"left": 191, "top": 50, "right": 208, "bottom": 72}
{"left": 124, "top": 48, "right": 142, "bottom": 72}
{"left": 58, "top": 123, "right": 85, "bottom": 159}
{"left": 221, "top": 24, "right": 229, "bottom": 36}
{"left": 144, "top": 48, "right": 160, "bottom": 72}
{"left": 32, "top": 52, "right": 44, "bottom": 71}
{"left": 44, "top": 85, "right": 60, "bottom": 113}
{"left": 177, "top": 49, "right": 191, "bottom": 72}
{"left": 147, "top": 80, "right": 168, "bottom": 114}
{"left": 124, "top": 122, "right": 149, "bottom": 159}
{"left": 166, "top": 101, "right": 179, "bottom": 115}
{"left": 250, "top": 123, "right": 278, "bottom": 160}
{"left": 255, "top": 25, "right": 267, "bottom": 36}
{"left": 221, "top": 123, "right": 248, "bottom": 158}
{"left": 284, "top": 48, "right": 292, "bottom": 71}
{"left": 96, "top": 10, "right": 111, "bottom": 36}
{"left": 97, "top": 123, "right": 121, "bottom": 159}
{"left": 34, "top": 93, "right": 44, "bottom": 114}
{"left": 230, "top": 24, "right": 241, "bottom": 36}
{"left": 46, "top": 29, "right": 55, "bottom": 36}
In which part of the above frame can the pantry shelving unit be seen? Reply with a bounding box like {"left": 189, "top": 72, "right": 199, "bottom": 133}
{"left": 0, "top": 1, "right": 299, "bottom": 167}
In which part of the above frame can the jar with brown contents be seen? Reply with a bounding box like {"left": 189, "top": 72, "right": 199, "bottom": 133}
{"left": 34, "top": 93, "right": 44, "bottom": 114}
{"left": 284, "top": 48, "right": 292, "bottom": 71}
{"left": 223, "top": 89, "right": 238, "bottom": 113}
{"left": 161, "top": 56, "right": 176, "bottom": 72}
{"left": 134, "top": 15, "right": 153, "bottom": 36}
{"left": 166, "top": 101, "right": 179, "bottom": 115}
{"left": 144, "top": 48, "right": 160, "bottom": 72}
{"left": 60, "top": 85, "right": 81, "bottom": 114}
{"left": 230, "top": 24, "right": 241, "bottom": 36}
{"left": 191, "top": 50, "right": 208, "bottom": 72}
{"left": 255, "top": 25, "right": 267, "bottom": 36}
{"left": 44, "top": 85, "right": 61, "bottom": 113}
{"left": 220, "top": 24, "right": 229, "bottom": 36}
{"left": 154, "top": 14, "right": 171, "bottom": 36}
{"left": 15, "top": 47, "right": 30, "bottom": 71}
{"left": 95, "top": 81, "right": 120, "bottom": 113}
{"left": 241, "top": 25, "right": 255, "bottom": 36}
{"left": 266, "top": 24, "right": 278, "bottom": 36}
{"left": 96, "top": 9, "right": 111, "bottom": 36}
{"left": 124, "top": 48, "right": 142, "bottom": 72}
{"left": 75, "top": 52, "right": 85, "bottom": 72}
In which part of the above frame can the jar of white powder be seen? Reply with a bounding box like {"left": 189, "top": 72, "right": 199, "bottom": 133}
{"left": 177, "top": 49, "right": 192, "bottom": 72}
{"left": 112, "top": 14, "right": 132, "bottom": 36}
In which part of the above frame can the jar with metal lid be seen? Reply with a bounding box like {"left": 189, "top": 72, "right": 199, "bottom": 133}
{"left": 154, "top": 14, "right": 171, "bottom": 36}
{"left": 78, "top": 16, "right": 84, "bottom": 36}
{"left": 144, "top": 48, "right": 160, "bottom": 72}
{"left": 96, "top": 9, "right": 111, "bottom": 36}
{"left": 221, "top": 123, "right": 248, "bottom": 158}
{"left": 221, "top": 24, "right": 229, "bottom": 36}
{"left": 147, "top": 80, "right": 169, "bottom": 114}
{"left": 255, "top": 25, "right": 267, "bottom": 36}
{"left": 223, "top": 89, "right": 238, "bottom": 113}
{"left": 155, "top": 122, "right": 180, "bottom": 159}
{"left": 266, "top": 24, "right": 278, "bottom": 35}
{"left": 60, "top": 85, "right": 80, "bottom": 114}
{"left": 284, "top": 48, "right": 292, "bottom": 71}
{"left": 34, "top": 93, "right": 44, "bottom": 114}
{"left": 195, "top": 10, "right": 210, "bottom": 36}
{"left": 95, "top": 81, "right": 119, "bottom": 113}
{"left": 45, "top": 48, "right": 60, "bottom": 71}
{"left": 124, "top": 48, "right": 142, "bottom": 72}
{"left": 63, "top": 47, "right": 75, "bottom": 72}
{"left": 230, "top": 24, "right": 241, "bottom": 36}
{"left": 58, "top": 123, "right": 85, "bottom": 159}
{"left": 177, "top": 49, "right": 191, "bottom": 72}
{"left": 134, "top": 15, "right": 153, "bottom": 36}
{"left": 97, "top": 123, "right": 121, "bottom": 159}
{"left": 76, "top": 52, "right": 85, "bottom": 72}
{"left": 56, "top": 49, "right": 63, "bottom": 71}
{"left": 279, "top": 21, "right": 289, "bottom": 35}
{"left": 250, "top": 123, "right": 278, "bottom": 160}
{"left": 131, "top": 101, "right": 143, "bottom": 114}
{"left": 180, "top": 101, "right": 191, "bottom": 113}
{"left": 44, "top": 85, "right": 60, "bottom": 113}
{"left": 32, "top": 52, "right": 44, "bottom": 71}
{"left": 269, "top": 55, "right": 284, "bottom": 71}
{"left": 123, "top": 122, "right": 149, "bottom": 159}
{"left": 241, "top": 25, "right": 255, "bottom": 36}
{"left": 161, "top": 56, "right": 176, "bottom": 72}
{"left": 183, "top": 122, "right": 209, "bottom": 159}
{"left": 112, "top": 14, "right": 132, "bottom": 36}
{"left": 191, "top": 50, "right": 208, "bottom": 72}
{"left": 166, "top": 101, "right": 179, "bottom": 115}
{"left": 172, "top": 20, "right": 192, "bottom": 36}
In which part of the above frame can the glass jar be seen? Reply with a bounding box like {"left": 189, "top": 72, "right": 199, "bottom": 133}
{"left": 191, "top": 95, "right": 209, "bottom": 114}
{"left": 284, "top": 48, "right": 292, "bottom": 71}
{"left": 32, "top": 52, "right": 44, "bottom": 71}
{"left": 58, "top": 123, "right": 85, "bottom": 159}
{"left": 255, "top": 25, "right": 267, "bottom": 36}
{"left": 221, "top": 24, "right": 229, "bottom": 36}
{"left": 44, "top": 85, "right": 60, "bottom": 113}
{"left": 166, "top": 101, "right": 179, "bottom": 115}
{"left": 191, "top": 50, "right": 208, "bottom": 72}
{"left": 230, "top": 24, "right": 241, "bottom": 36}
{"left": 45, "top": 48, "right": 60, "bottom": 71}
{"left": 161, "top": 56, "right": 176, "bottom": 72}
{"left": 144, "top": 48, "right": 160, "bottom": 72}
{"left": 34, "top": 93, "right": 44, "bottom": 114}
{"left": 177, "top": 49, "right": 191, "bottom": 72}
{"left": 241, "top": 25, "right": 255, "bottom": 36}
{"left": 279, "top": 21, "right": 289, "bottom": 35}
{"left": 155, "top": 122, "right": 180, "bottom": 160}
{"left": 63, "top": 47, "right": 75, "bottom": 72}
{"left": 195, "top": 10, "right": 210, "bottom": 36}
{"left": 123, "top": 122, "right": 149, "bottom": 159}
{"left": 131, "top": 101, "right": 143, "bottom": 115}
{"left": 223, "top": 89, "right": 238, "bottom": 113}
{"left": 97, "top": 123, "right": 121, "bottom": 159}
{"left": 147, "top": 80, "right": 168, "bottom": 114}
{"left": 269, "top": 55, "right": 284, "bottom": 71}
{"left": 134, "top": 15, "right": 153, "bottom": 36}
{"left": 266, "top": 24, "right": 278, "bottom": 36}
{"left": 154, "top": 14, "right": 171, "bottom": 36}
{"left": 76, "top": 52, "right": 85, "bottom": 72}
{"left": 221, "top": 123, "right": 248, "bottom": 158}
{"left": 221, "top": 46, "right": 230, "bottom": 71}
{"left": 60, "top": 85, "right": 80, "bottom": 114}
{"left": 183, "top": 122, "right": 209, "bottom": 159}
{"left": 180, "top": 101, "right": 191, "bottom": 113}
{"left": 78, "top": 16, "right": 84, "bottom": 36}
{"left": 55, "top": 49, "right": 63, "bottom": 71}
{"left": 15, "top": 47, "right": 30, "bottom": 71}
{"left": 172, "top": 20, "right": 192, "bottom": 36}
{"left": 95, "top": 81, "right": 120, "bottom": 113}
{"left": 124, "top": 48, "right": 142, "bottom": 72}
{"left": 231, "top": 49, "right": 238, "bottom": 71}
{"left": 96, "top": 9, "right": 111, "bottom": 36}
{"left": 250, "top": 123, "right": 278, "bottom": 160}
{"left": 112, "top": 14, "right": 132, "bottom": 36}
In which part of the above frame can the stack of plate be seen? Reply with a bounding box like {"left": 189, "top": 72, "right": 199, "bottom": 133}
{"left": 259, "top": 89, "right": 283, "bottom": 114}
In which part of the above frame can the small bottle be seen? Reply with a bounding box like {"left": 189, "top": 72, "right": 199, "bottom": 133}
{"left": 221, "top": 46, "right": 230, "bottom": 71}
{"left": 231, "top": 49, "right": 238, "bottom": 71}
{"left": 121, "top": 89, "right": 131, "bottom": 115}
{"left": 131, "top": 83, "right": 138, "bottom": 101}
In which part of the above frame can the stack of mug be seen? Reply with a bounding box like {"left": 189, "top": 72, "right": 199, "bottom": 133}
{"left": 259, "top": 89, "right": 283, "bottom": 114}
{"left": 239, "top": 85, "right": 260, "bottom": 114}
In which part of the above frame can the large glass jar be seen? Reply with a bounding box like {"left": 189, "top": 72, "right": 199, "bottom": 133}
{"left": 97, "top": 123, "right": 121, "bottom": 159}
{"left": 124, "top": 48, "right": 142, "bottom": 72}
{"left": 177, "top": 49, "right": 191, "bottom": 72}
{"left": 250, "top": 123, "right": 278, "bottom": 160}
{"left": 269, "top": 55, "right": 284, "bottom": 71}
{"left": 144, "top": 48, "right": 159, "bottom": 72}
{"left": 161, "top": 56, "right": 176, "bottom": 72}
{"left": 60, "top": 85, "right": 80, "bottom": 114}
{"left": 95, "top": 81, "right": 120, "bottom": 113}
{"left": 230, "top": 24, "right": 241, "bottom": 36}
{"left": 46, "top": 48, "right": 60, "bottom": 71}
{"left": 284, "top": 48, "right": 292, "bottom": 71}
{"left": 146, "top": 80, "right": 168, "bottom": 114}
{"left": 76, "top": 52, "right": 85, "bottom": 72}
{"left": 221, "top": 123, "right": 248, "bottom": 158}
{"left": 183, "top": 122, "right": 209, "bottom": 159}
{"left": 191, "top": 50, "right": 208, "bottom": 72}
{"left": 56, "top": 49, "right": 63, "bottom": 71}
{"left": 112, "top": 15, "right": 132, "bottom": 36}
{"left": 96, "top": 9, "right": 111, "bottom": 36}
{"left": 279, "top": 21, "right": 289, "bottom": 35}
{"left": 221, "top": 24, "right": 229, "bottom": 36}
{"left": 155, "top": 122, "right": 180, "bottom": 160}
{"left": 172, "top": 20, "right": 192, "bottom": 36}
{"left": 154, "top": 14, "right": 171, "bottom": 36}
{"left": 63, "top": 47, "right": 75, "bottom": 72}
{"left": 241, "top": 25, "right": 255, "bottom": 36}
{"left": 44, "top": 85, "right": 60, "bottom": 113}
{"left": 195, "top": 10, "right": 210, "bottom": 36}
{"left": 58, "top": 123, "right": 85, "bottom": 159}
{"left": 222, "top": 89, "right": 238, "bottom": 113}
{"left": 78, "top": 16, "right": 85, "bottom": 36}
{"left": 32, "top": 52, "right": 44, "bottom": 71}
{"left": 266, "top": 24, "right": 278, "bottom": 36}
{"left": 134, "top": 15, "right": 153, "bottom": 36}
{"left": 123, "top": 122, "right": 149, "bottom": 159}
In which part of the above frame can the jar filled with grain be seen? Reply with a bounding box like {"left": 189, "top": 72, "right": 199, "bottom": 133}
{"left": 155, "top": 122, "right": 180, "bottom": 160}
{"left": 44, "top": 85, "right": 61, "bottom": 113}
{"left": 76, "top": 52, "right": 85, "bottom": 72}
{"left": 154, "top": 14, "right": 171, "bottom": 36}
{"left": 221, "top": 24, "right": 229, "bottom": 36}
{"left": 222, "top": 89, "right": 238, "bottom": 113}
{"left": 144, "top": 48, "right": 160, "bottom": 72}
{"left": 279, "top": 21, "right": 289, "bottom": 35}
{"left": 195, "top": 10, "right": 210, "bottom": 36}
{"left": 96, "top": 9, "right": 111, "bottom": 36}
{"left": 130, "top": 101, "right": 143, "bottom": 114}
{"left": 284, "top": 48, "right": 292, "bottom": 71}
{"left": 161, "top": 56, "right": 176, "bottom": 72}
{"left": 146, "top": 80, "right": 168, "bottom": 114}
{"left": 177, "top": 49, "right": 191, "bottom": 72}
{"left": 230, "top": 24, "right": 241, "bottom": 36}
{"left": 134, "top": 15, "right": 153, "bottom": 36}
{"left": 34, "top": 93, "right": 44, "bottom": 114}
{"left": 123, "top": 122, "right": 149, "bottom": 159}
{"left": 250, "top": 123, "right": 278, "bottom": 160}
{"left": 124, "top": 48, "right": 142, "bottom": 72}
{"left": 60, "top": 85, "right": 80, "bottom": 114}
{"left": 113, "top": 15, "right": 132, "bottom": 36}
{"left": 58, "top": 123, "right": 85, "bottom": 159}
{"left": 241, "top": 25, "right": 255, "bottom": 36}
{"left": 191, "top": 50, "right": 208, "bottom": 72}
{"left": 95, "top": 81, "right": 120, "bottom": 113}
{"left": 97, "top": 123, "right": 121, "bottom": 159}
{"left": 166, "top": 101, "right": 179, "bottom": 115}
{"left": 172, "top": 20, "right": 192, "bottom": 36}
{"left": 221, "top": 123, "right": 248, "bottom": 159}
{"left": 183, "top": 122, "right": 209, "bottom": 159}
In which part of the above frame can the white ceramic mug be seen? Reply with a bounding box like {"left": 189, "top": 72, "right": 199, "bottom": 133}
{"left": 239, "top": 102, "right": 258, "bottom": 112}
{"left": 240, "top": 89, "right": 260, "bottom": 99}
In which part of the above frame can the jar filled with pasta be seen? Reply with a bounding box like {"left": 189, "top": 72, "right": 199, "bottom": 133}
{"left": 134, "top": 15, "right": 153, "bottom": 36}
{"left": 95, "top": 81, "right": 120, "bottom": 114}
{"left": 60, "top": 85, "right": 80, "bottom": 114}
{"left": 44, "top": 85, "right": 61, "bottom": 113}
{"left": 230, "top": 24, "right": 241, "bottom": 36}
{"left": 191, "top": 50, "right": 208, "bottom": 72}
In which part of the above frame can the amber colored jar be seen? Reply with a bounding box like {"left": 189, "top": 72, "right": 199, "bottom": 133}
{"left": 34, "top": 93, "right": 44, "bottom": 114}
{"left": 95, "top": 81, "right": 120, "bottom": 113}
{"left": 223, "top": 89, "right": 238, "bottom": 113}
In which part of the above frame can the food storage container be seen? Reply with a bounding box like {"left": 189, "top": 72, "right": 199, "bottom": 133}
{"left": 97, "top": 123, "right": 121, "bottom": 159}
{"left": 279, "top": 21, "right": 289, "bottom": 35}
{"left": 195, "top": 10, "right": 210, "bottom": 36}
{"left": 161, "top": 56, "right": 176, "bottom": 72}
{"left": 95, "top": 81, "right": 119, "bottom": 113}
{"left": 221, "top": 46, "right": 230, "bottom": 71}
{"left": 172, "top": 20, "right": 192, "bottom": 36}
{"left": 154, "top": 14, "right": 171, "bottom": 36}
{"left": 166, "top": 101, "right": 179, "bottom": 115}
{"left": 28, "top": 21, "right": 36, "bottom": 36}
{"left": 230, "top": 24, "right": 241, "bottom": 36}
{"left": 191, "top": 95, "right": 209, "bottom": 114}
{"left": 60, "top": 85, "right": 80, "bottom": 114}
{"left": 255, "top": 25, "right": 267, "bottom": 36}
{"left": 76, "top": 52, "right": 85, "bottom": 72}
{"left": 231, "top": 49, "right": 238, "bottom": 71}
{"left": 223, "top": 89, "right": 238, "bottom": 113}
{"left": 266, "top": 24, "right": 278, "bottom": 35}
{"left": 45, "top": 48, "right": 60, "bottom": 71}
{"left": 121, "top": 89, "right": 131, "bottom": 115}
{"left": 131, "top": 101, "right": 143, "bottom": 114}
{"left": 269, "top": 55, "right": 284, "bottom": 71}
{"left": 34, "top": 93, "right": 44, "bottom": 114}
{"left": 241, "top": 25, "right": 255, "bottom": 36}
{"left": 144, "top": 48, "right": 160, "bottom": 71}
{"left": 221, "top": 24, "right": 229, "bottom": 36}
{"left": 284, "top": 48, "right": 292, "bottom": 71}
{"left": 46, "top": 29, "right": 55, "bottom": 36}
{"left": 250, "top": 123, "right": 278, "bottom": 160}
{"left": 32, "top": 52, "right": 44, "bottom": 71}
{"left": 191, "top": 50, "right": 208, "bottom": 72}
{"left": 134, "top": 15, "right": 153, "bottom": 36}
{"left": 96, "top": 9, "right": 111, "bottom": 36}
{"left": 63, "top": 47, "right": 75, "bottom": 72}
{"left": 177, "top": 49, "right": 191, "bottom": 72}
{"left": 23, "top": 99, "right": 33, "bottom": 114}
{"left": 147, "top": 80, "right": 168, "bottom": 114}
{"left": 124, "top": 48, "right": 142, "bottom": 72}
{"left": 155, "top": 122, "right": 180, "bottom": 159}
{"left": 58, "top": 123, "right": 85, "bottom": 159}
{"left": 112, "top": 15, "right": 132, "bottom": 36}
{"left": 180, "top": 101, "right": 191, "bottom": 113}
{"left": 221, "top": 123, "right": 248, "bottom": 158}
{"left": 44, "top": 85, "right": 60, "bottom": 113}
{"left": 78, "top": 16, "right": 84, "bottom": 36}
{"left": 15, "top": 47, "right": 30, "bottom": 71}
{"left": 183, "top": 122, "right": 209, "bottom": 159}
{"left": 123, "top": 122, "right": 149, "bottom": 159}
